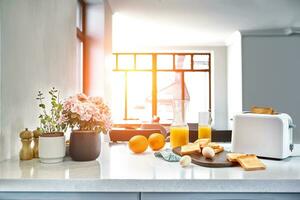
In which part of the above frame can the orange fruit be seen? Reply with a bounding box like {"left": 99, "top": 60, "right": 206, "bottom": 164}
{"left": 148, "top": 133, "right": 165, "bottom": 151}
{"left": 128, "top": 135, "right": 148, "bottom": 154}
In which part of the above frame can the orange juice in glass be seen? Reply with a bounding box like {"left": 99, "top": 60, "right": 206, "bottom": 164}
{"left": 170, "top": 126, "right": 189, "bottom": 148}
{"left": 198, "top": 111, "right": 212, "bottom": 141}
{"left": 170, "top": 100, "right": 189, "bottom": 148}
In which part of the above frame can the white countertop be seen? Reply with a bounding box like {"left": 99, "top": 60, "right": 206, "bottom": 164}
{"left": 0, "top": 142, "right": 300, "bottom": 193}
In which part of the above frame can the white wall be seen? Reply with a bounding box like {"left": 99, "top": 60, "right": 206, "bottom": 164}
{"left": 0, "top": 0, "right": 79, "bottom": 161}
{"left": 226, "top": 32, "right": 242, "bottom": 129}
{"left": 207, "top": 46, "right": 228, "bottom": 130}
{"left": 0, "top": 0, "right": 2, "bottom": 161}
{"left": 241, "top": 34, "right": 300, "bottom": 142}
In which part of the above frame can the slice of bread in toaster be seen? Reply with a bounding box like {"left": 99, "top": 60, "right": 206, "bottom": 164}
{"left": 181, "top": 143, "right": 201, "bottom": 156}
{"left": 251, "top": 106, "right": 274, "bottom": 114}
{"left": 237, "top": 154, "right": 266, "bottom": 171}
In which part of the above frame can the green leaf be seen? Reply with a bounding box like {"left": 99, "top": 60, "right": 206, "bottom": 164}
{"left": 51, "top": 100, "right": 56, "bottom": 106}
{"left": 57, "top": 104, "right": 62, "bottom": 110}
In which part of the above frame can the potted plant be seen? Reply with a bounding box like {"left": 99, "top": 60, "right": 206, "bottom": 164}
{"left": 61, "top": 94, "right": 112, "bottom": 161}
{"left": 36, "top": 87, "right": 67, "bottom": 163}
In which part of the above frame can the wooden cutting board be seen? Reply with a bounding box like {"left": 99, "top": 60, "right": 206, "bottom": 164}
{"left": 173, "top": 147, "right": 236, "bottom": 168}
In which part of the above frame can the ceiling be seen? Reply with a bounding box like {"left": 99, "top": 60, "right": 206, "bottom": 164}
{"left": 108, "top": 0, "right": 300, "bottom": 49}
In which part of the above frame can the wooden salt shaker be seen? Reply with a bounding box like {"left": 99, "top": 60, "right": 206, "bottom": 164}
{"left": 32, "top": 128, "right": 42, "bottom": 158}
{"left": 19, "top": 128, "right": 33, "bottom": 160}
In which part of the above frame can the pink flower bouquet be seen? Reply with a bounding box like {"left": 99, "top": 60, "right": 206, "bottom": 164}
{"left": 60, "top": 94, "right": 112, "bottom": 133}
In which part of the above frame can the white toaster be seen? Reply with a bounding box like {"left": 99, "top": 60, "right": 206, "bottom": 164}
{"left": 231, "top": 113, "right": 295, "bottom": 159}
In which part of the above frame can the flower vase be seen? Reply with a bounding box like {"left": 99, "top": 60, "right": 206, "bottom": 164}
{"left": 69, "top": 130, "right": 101, "bottom": 161}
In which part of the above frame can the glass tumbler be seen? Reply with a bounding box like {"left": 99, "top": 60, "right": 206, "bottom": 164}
{"left": 198, "top": 111, "right": 212, "bottom": 142}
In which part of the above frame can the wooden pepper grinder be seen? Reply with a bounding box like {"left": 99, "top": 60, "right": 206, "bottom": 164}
{"left": 32, "top": 128, "right": 42, "bottom": 158}
{"left": 19, "top": 128, "right": 33, "bottom": 160}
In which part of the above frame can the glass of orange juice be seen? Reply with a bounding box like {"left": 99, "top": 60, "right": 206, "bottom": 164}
{"left": 170, "top": 100, "right": 189, "bottom": 148}
{"left": 170, "top": 126, "right": 189, "bottom": 148}
{"left": 198, "top": 111, "right": 212, "bottom": 141}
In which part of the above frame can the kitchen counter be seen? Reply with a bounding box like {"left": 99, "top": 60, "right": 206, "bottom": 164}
{"left": 0, "top": 142, "right": 300, "bottom": 194}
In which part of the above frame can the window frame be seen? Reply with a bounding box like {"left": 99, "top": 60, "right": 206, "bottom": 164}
{"left": 113, "top": 52, "right": 212, "bottom": 121}
{"left": 76, "top": 0, "right": 87, "bottom": 93}
{"left": 76, "top": 0, "right": 85, "bottom": 42}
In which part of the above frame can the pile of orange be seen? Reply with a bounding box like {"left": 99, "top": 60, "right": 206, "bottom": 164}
{"left": 128, "top": 135, "right": 148, "bottom": 154}
{"left": 148, "top": 133, "right": 165, "bottom": 151}
{"left": 128, "top": 133, "right": 165, "bottom": 154}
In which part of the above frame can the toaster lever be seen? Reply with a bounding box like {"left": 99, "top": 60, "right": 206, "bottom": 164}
{"left": 290, "top": 144, "right": 294, "bottom": 152}
{"left": 289, "top": 123, "right": 296, "bottom": 129}
{"left": 288, "top": 120, "right": 295, "bottom": 152}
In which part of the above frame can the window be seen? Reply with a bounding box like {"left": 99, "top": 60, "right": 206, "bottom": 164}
{"left": 76, "top": 0, "right": 85, "bottom": 93}
{"left": 112, "top": 53, "right": 211, "bottom": 123}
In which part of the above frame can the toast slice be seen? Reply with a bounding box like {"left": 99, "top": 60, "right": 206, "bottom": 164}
{"left": 194, "top": 138, "right": 210, "bottom": 148}
{"left": 207, "top": 142, "right": 220, "bottom": 149}
{"left": 213, "top": 146, "right": 224, "bottom": 154}
{"left": 181, "top": 143, "right": 201, "bottom": 156}
{"left": 206, "top": 142, "right": 224, "bottom": 154}
{"left": 226, "top": 153, "right": 246, "bottom": 162}
{"left": 251, "top": 106, "right": 274, "bottom": 114}
{"left": 237, "top": 154, "right": 266, "bottom": 171}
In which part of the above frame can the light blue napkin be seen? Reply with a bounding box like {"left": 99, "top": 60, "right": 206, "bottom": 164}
{"left": 154, "top": 148, "right": 181, "bottom": 162}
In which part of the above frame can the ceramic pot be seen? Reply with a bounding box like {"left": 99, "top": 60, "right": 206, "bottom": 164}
{"left": 69, "top": 130, "right": 101, "bottom": 161}
{"left": 39, "top": 132, "right": 65, "bottom": 164}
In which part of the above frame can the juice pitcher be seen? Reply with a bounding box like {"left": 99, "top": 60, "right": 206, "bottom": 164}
{"left": 170, "top": 100, "right": 189, "bottom": 148}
